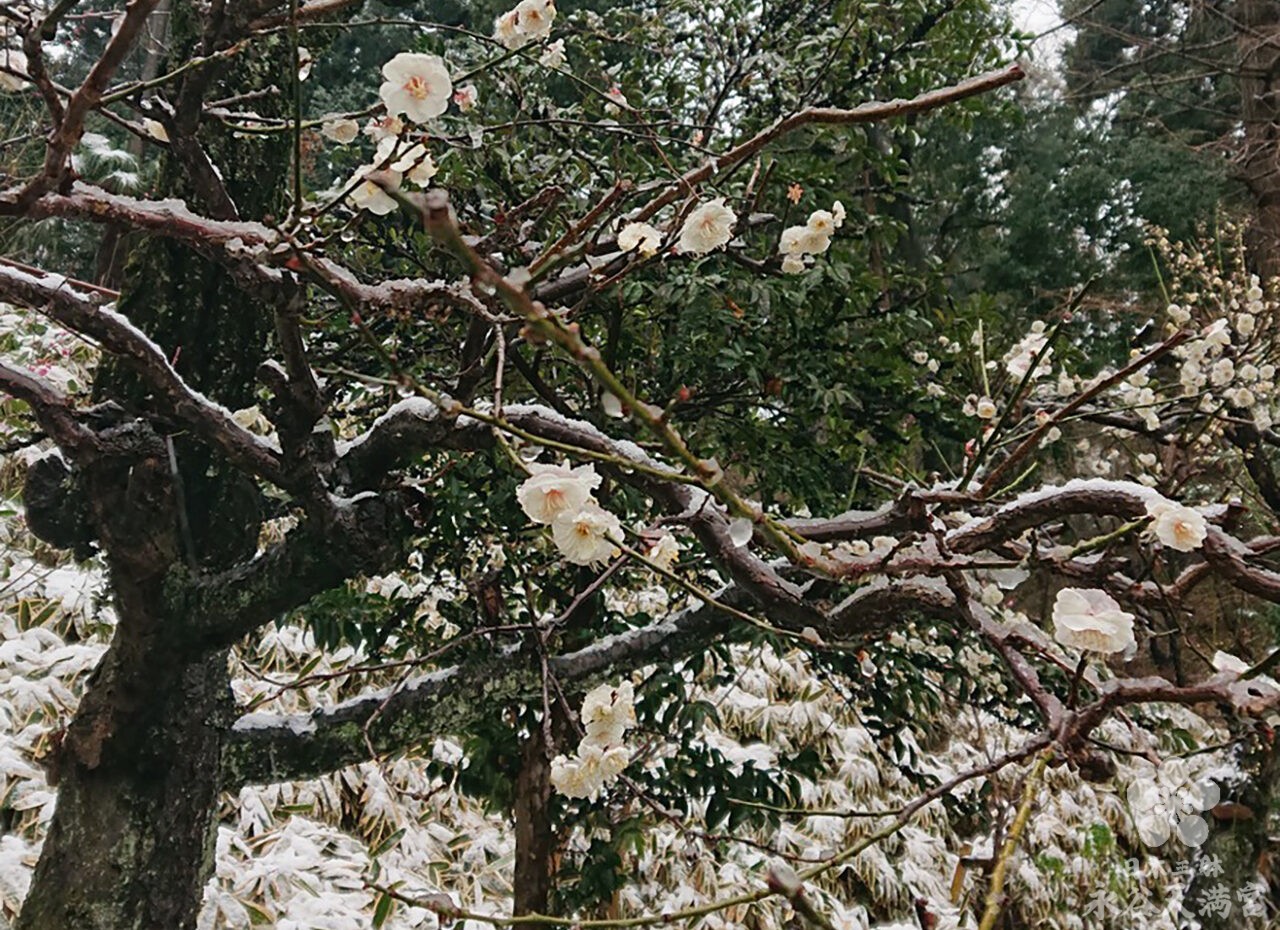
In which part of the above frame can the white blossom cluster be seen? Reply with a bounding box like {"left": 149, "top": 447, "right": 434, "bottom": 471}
{"left": 494, "top": 0, "right": 557, "bottom": 50}
{"left": 779, "top": 201, "right": 846, "bottom": 274}
{"left": 516, "top": 461, "right": 624, "bottom": 566}
{"left": 612, "top": 197, "right": 743, "bottom": 260}
{"left": 316, "top": 51, "right": 454, "bottom": 216}
{"left": 549, "top": 681, "right": 636, "bottom": 800}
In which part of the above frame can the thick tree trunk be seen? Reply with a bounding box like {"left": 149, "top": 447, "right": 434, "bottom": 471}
{"left": 17, "top": 6, "right": 291, "bottom": 924}
{"left": 513, "top": 726, "right": 555, "bottom": 930}
{"left": 1237, "top": 0, "right": 1280, "bottom": 277}
{"left": 17, "top": 648, "right": 231, "bottom": 930}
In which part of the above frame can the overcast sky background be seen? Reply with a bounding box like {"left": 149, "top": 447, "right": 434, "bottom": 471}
{"left": 1011, "top": 0, "right": 1070, "bottom": 64}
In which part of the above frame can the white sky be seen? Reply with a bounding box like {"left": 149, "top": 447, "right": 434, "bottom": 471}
{"left": 1010, "top": 0, "right": 1071, "bottom": 65}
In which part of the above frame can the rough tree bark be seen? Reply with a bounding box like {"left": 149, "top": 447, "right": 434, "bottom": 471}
{"left": 1237, "top": 0, "right": 1280, "bottom": 277}
{"left": 16, "top": 4, "right": 288, "bottom": 925}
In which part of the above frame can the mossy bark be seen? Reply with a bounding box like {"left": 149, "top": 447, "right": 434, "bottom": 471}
{"left": 18, "top": 8, "right": 291, "bottom": 927}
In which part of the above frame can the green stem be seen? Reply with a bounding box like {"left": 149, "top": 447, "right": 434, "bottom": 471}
{"left": 976, "top": 749, "right": 1053, "bottom": 930}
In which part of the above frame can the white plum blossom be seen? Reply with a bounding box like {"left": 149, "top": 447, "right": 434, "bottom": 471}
{"left": 805, "top": 208, "right": 840, "bottom": 239}
{"left": 345, "top": 166, "right": 402, "bottom": 215}
{"left": 452, "top": 83, "right": 479, "bottom": 112}
{"left": 379, "top": 52, "right": 453, "bottom": 124}
{"left": 580, "top": 681, "right": 636, "bottom": 747}
{"left": 1145, "top": 500, "right": 1207, "bottom": 552}
{"left": 779, "top": 224, "right": 830, "bottom": 257}
{"left": 551, "top": 503, "right": 623, "bottom": 566}
{"left": 618, "top": 221, "right": 663, "bottom": 257}
{"left": 550, "top": 744, "right": 631, "bottom": 800}
{"left": 320, "top": 118, "right": 360, "bottom": 144}
{"left": 384, "top": 140, "right": 439, "bottom": 186}
{"left": 780, "top": 253, "right": 807, "bottom": 275}
{"left": 647, "top": 532, "right": 681, "bottom": 570}
{"left": 1052, "top": 588, "right": 1136, "bottom": 655}
{"left": 494, "top": 10, "right": 522, "bottom": 47}
{"left": 539, "top": 38, "right": 566, "bottom": 68}
{"left": 778, "top": 201, "right": 845, "bottom": 271}
{"left": 1228, "top": 386, "right": 1256, "bottom": 408}
{"left": 604, "top": 85, "right": 628, "bottom": 113}
{"left": 1004, "top": 328, "right": 1053, "bottom": 380}
{"left": 975, "top": 397, "right": 997, "bottom": 419}
{"left": 515, "top": 461, "right": 601, "bottom": 524}
{"left": 677, "top": 198, "right": 737, "bottom": 254}
{"left": 1210, "top": 358, "right": 1234, "bottom": 387}
{"left": 550, "top": 680, "right": 636, "bottom": 799}
{"left": 364, "top": 114, "right": 404, "bottom": 141}
{"left": 494, "top": 0, "right": 556, "bottom": 49}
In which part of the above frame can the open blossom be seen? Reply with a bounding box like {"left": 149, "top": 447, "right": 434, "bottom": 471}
{"left": 779, "top": 202, "right": 844, "bottom": 266}
{"left": 381, "top": 140, "right": 438, "bottom": 185}
{"left": 495, "top": 0, "right": 556, "bottom": 49}
{"left": 677, "top": 198, "right": 736, "bottom": 254}
{"left": 1052, "top": 588, "right": 1136, "bottom": 654}
{"left": 1145, "top": 499, "right": 1207, "bottom": 551}
{"left": 805, "top": 208, "right": 840, "bottom": 239}
{"left": 551, "top": 503, "right": 623, "bottom": 566}
{"left": 0, "top": 48, "right": 28, "bottom": 93}
{"left": 516, "top": 461, "right": 601, "bottom": 524}
{"left": 580, "top": 681, "right": 636, "bottom": 747}
{"left": 604, "top": 85, "right": 628, "bottom": 113}
{"left": 780, "top": 254, "right": 808, "bottom": 274}
{"left": 346, "top": 166, "right": 402, "bottom": 215}
{"left": 321, "top": 118, "right": 360, "bottom": 144}
{"left": 1004, "top": 330, "right": 1052, "bottom": 380}
{"left": 551, "top": 680, "right": 637, "bottom": 799}
{"left": 550, "top": 744, "right": 631, "bottom": 800}
{"left": 618, "top": 221, "right": 662, "bottom": 257}
{"left": 779, "top": 224, "right": 829, "bottom": 257}
{"left": 452, "top": 83, "right": 478, "bottom": 112}
{"left": 647, "top": 532, "right": 681, "bottom": 570}
{"left": 364, "top": 114, "right": 404, "bottom": 142}
{"left": 539, "top": 38, "right": 566, "bottom": 68}
{"left": 379, "top": 52, "right": 452, "bottom": 123}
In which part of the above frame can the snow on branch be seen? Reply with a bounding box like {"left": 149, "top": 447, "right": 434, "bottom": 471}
{"left": 0, "top": 261, "right": 288, "bottom": 487}
{"left": 220, "top": 586, "right": 736, "bottom": 787}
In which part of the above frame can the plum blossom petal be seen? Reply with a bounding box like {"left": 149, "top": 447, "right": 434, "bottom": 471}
{"left": 1052, "top": 588, "right": 1136, "bottom": 655}
{"left": 677, "top": 198, "right": 736, "bottom": 254}
{"left": 1145, "top": 499, "right": 1207, "bottom": 552}
{"left": 321, "top": 118, "right": 360, "bottom": 144}
{"left": 516, "top": 462, "right": 601, "bottom": 524}
{"left": 618, "top": 221, "right": 663, "bottom": 257}
{"left": 346, "top": 166, "right": 402, "bottom": 215}
{"left": 379, "top": 52, "right": 452, "bottom": 124}
{"left": 551, "top": 503, "right": 622, "bottom": 566}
